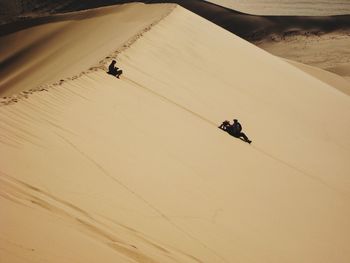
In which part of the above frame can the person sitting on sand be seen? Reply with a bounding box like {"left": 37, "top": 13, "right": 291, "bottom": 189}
{"left": 219, "top": 119, "right": 252, "bottom": 144}
{"left": 107, "top": 60, "right": 123, "bottom": 78}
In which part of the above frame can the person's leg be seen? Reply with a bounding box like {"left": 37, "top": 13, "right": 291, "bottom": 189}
{"left": 240, "top": 132, "right": 251, "bottom": 143}
{"left": 107, "top": 70, "right": 116, "bottom": 76}
{"left": 116, "top": 69, "right": 123, "bottom": 78}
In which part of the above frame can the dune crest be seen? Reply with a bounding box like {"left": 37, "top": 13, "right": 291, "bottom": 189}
{"left": 1, "top": 4, "right": 350, "bottom": 263}
{"left": 1, "top": 0, "right": 349, "bottom": 77}
{"left": 0, "top": 3, "right": 175, "bottom": 97}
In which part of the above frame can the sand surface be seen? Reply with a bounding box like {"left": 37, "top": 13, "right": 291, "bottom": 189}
{"left": 0, "top": 3, "right": 174, "bottom": 96}
{"left": 255, "top": 32, "right": 350, "bottom": 78}
{"left": 286, "top": 59, "right": 350, "bottom": 95}
{"left": 198, "top": 0, "right": 350, "bottom": 80}
{"left": 1, "top": 3, "right": 350, "bottom": 263}
{"left": 205, "top": 0, "right": 350, "bottom": 16}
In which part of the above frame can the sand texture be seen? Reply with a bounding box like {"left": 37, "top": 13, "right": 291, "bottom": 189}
{"left": 204, "top": 0, "right": 350, "bottom": 16}
{"left": 255, "top": 32, "right": 350, "bottom": 78}
{"left": 191, "top": 0, "right": 350, "bottom": 83}
{"left": 0, "top": 3, "right": 174, "bottom": 97}
{"left": 1, "top": 3, "right": 350, "bottom": 263}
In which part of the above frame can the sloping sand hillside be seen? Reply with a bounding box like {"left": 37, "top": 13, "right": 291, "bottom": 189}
{"left": 2, "top": 0, "right": 350, "bottom": 76}
{"left": 0, "top": 3, "right": 174, "bottom": 96}
{"left": 1, "top": 4, "right": 350, "bottom": 263}
{"left": 286, "top": 59, "right": 350, "bottom": 95}
{"left": 197, "top": 0, "right": 350, "bottom": 82}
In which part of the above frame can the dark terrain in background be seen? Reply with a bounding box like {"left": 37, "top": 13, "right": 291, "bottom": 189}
{"left": 1, "top": 0, "right": 349, "bottom": 41}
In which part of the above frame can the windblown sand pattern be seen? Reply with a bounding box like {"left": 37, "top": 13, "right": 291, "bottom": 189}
{"left": 1, "top": 2, "right": 350, "bottom": 263}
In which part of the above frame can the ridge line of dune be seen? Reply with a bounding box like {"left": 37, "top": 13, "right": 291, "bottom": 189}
{"left": 0, "top": 3, "right": 177, "bottom": 107}
{"left": 92, "top": 4, "right": 177, "bottom": 72}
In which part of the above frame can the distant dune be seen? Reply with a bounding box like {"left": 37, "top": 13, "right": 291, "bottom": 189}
{"left": 168, "top": 0, "right": 350, "bottom": 78}
{"left": 255, "top": 32, "right": 350, "bottom": 79}
{"left": 2, "top": 0, "right": 350, "bottom": 76}
{"left": 155, "top": 1, "right": 350, "bottom": 41}
{"left": 204, "top": 0, "right": 350, "bottom": 16}
{"left": 2, "top": 0, "right": 350, "bottom": 40}
{"left": 286, "top": 59, "right": 350, "bottom": 95}
{"left": 1, "top": 3, "right": 350, "bottom": 263}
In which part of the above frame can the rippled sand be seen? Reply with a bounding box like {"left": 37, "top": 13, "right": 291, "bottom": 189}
{"left": 1, "top": 2, "right": 350, "bottom": 263}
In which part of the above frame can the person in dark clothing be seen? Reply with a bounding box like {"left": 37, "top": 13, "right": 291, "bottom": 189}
{"left": 219, "top": 119, "right": 252, "bottom": 144}
{"left": 230, "top": 119, "right": 251, "bottom": 143}
{"left": 107, "top": 60, "right": 123, "bottom": 78}
{"left": 218, "top": 120, "right": 231, "bottom": 131}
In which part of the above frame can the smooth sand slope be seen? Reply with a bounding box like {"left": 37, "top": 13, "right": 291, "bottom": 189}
{"left": 198, "top": 0, "right": 350, "bottom": 82}
{"left": 149, "top": 0, "right": 350, "bottom": 75}
{"left": 0, "top": 3, "right": 174, "bottom": 96}
{"left": 176, "top": 0, "right": 350, "bottom": 80}
{"left": 2, "top": 0, "right": 350, "bottom": 77}
{"left": 1, "top": 4, "right": 350, "bottom": 263}
{"left": 286, "top": 59, "right": 350, "bottom": 95}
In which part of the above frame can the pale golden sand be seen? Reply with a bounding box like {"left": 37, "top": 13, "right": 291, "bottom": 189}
{"left": 1, "top": 3, "right": 350, "bottom": 263}
{"left": 0, "top": 3, "right": 174, "bottom": 97}
{"left": 165, "top": 0, "right": 350, "bottom": 80}
{"left": 286, "top": 59, "right": 350, "bottom": 95}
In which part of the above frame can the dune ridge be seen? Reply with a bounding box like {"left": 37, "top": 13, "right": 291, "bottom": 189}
{"left": 0, "top": 3, "right": 175, "bottom": 98}
{"left": 2, "top": 0, "right": 349, "bottom": 79}
{"left": 1, "top": 4, "right": 350, "bottom": 263}
{"left": 2, "top": 0, "right": 350, "bottom": 40}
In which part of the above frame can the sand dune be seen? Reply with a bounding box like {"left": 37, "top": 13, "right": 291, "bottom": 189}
{"left": 328, "top": 63, "right": 350, "bottom": 78}
{"left": 2, "top": 0, "right": 349, "bottom": 75}
{"left": 147, "top": 0, "right": 350, "bottom": 41}
{"left": 2, "top": 1, "right": 350, "bottom": 40}
{"left": 149, "top": 0, "right": 350, "bottom": 74}
{"left": 286, "top": 59, "right": 350, "bottom": 95}
{"left": 190, "top": 0, "right": 350, "bottom": 77}
{"left": 0, "top": 3, "right": 174, "bottom": 97}
{"left": 1, "top": 3, "right": 350, "bottom": 263}
{"left": 255, "top": 31, "right": 350, "bottom": 78}
{"left": 204, "top": 0, "right": 350, "bottom": 16}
